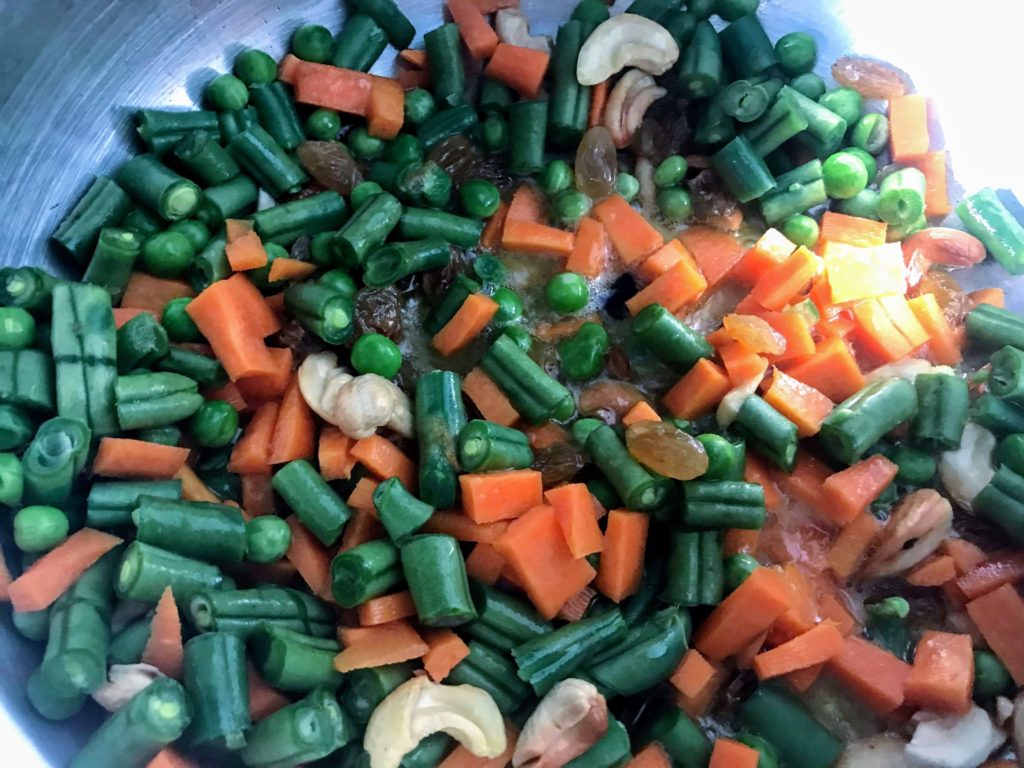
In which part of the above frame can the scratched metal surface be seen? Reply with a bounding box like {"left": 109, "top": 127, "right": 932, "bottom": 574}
{"left": 0, "top": 0, "right": 1022, "bottom": 764}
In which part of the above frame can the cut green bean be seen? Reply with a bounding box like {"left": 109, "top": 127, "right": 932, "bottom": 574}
{"left": 820, "top": 378, "right": 919, "bottom": 464}
{"left": 363, "top": 238, "right": 451, "bottom": 288}
{"left": 195, "top": 174, "right": 259, "bottom": 229}
{"left": 974, "top": 465, "right": 1024, "bottom": 544}
{"left": 116, "top": 541, "right": 228, "bottom": 603}
{"left": 228, "top": 125, "right": 309, "bottom": 197}
{"left": 157, "top": 347, "right": 227, "bottom": 389}
{"left": 183, "top": 631, "right": 249, "bottom": 751}
{"left": 957, "top": 188, "right": 1024, "bottom": 275}
{"left": 53, "top": 176, "right": 134, "bottom": 263}
{"left": 331, "top": 539, "right": 403, "bottom": 609}
{"left": 241, "top": 687, "right": 354, "bottom": 767}
{"left": 458, "top": 420, "right": 533, "bottom": 473}
{"left": 133, "top": 496, "right": 247, "bottom": 564}
{"left": 416, "top": 370, "right": 467, "bottom": 509}
{"left": 549, "top": 20, "right": 591, "bottom": 146}
{"left": 586, "top": 423, "right": 671, "bottom": 512}
{"left": 86, "top": 479, "right": 181, "bottom": 530}
{"left": 732, "top": 395, "right": 799, "bottom": 471}
{"left": 401, "top": 534, "right": 477, "bottom": 627}
{"left": 173, "top": 130, "right": 241, "bottom": 185}
{"left": 446, "top": 640, "right": 532, "bottom": 714}
{"left": 330, "top": 13, "right": 388, "bottom": 71}
{"left": 252, "top": 190, "right": 348, "bottom": 245}
{"left": 741, "top": 685, "right": 842, "bottom": 768}
{"left": 911, "top": 373, "right": 969, "bottom": 451}
{"left": 464, "top": 581, "right": 551, "bottom": 651}
{"left": 350, "top": 0, "right": 416, "bottom": 49}
{"left": 115, "top": 154, "right": 202, "bottom": 221}
{"left": 21, "top": 417, "right": 91, "bottom": 507}
{"left": 678, "top": 21, "right": 723, "bottom": 98}
{"left": 481, "top": 333, "right": 575, "bottom": 424}
{"left": 641, "top": 706, "right": 710, "bottom": 768}
{"left": 425, "top": 24, "right": 465, "bottom": 107}
{"left": 508, "top": 101, "right": 549, "bottom": 176}
{"left": 332, "top": 192, "right": 403, "bottom": 267}
{"left": 250, "top": 625, "right": 343, "bottom": 692}
{"left": 115, "top": 372, "right": 203, "bottom": 430}
{"left": 190, "top": 586, "right": 335, "bottom": 638}
{"left": 83, "top": 228, "right": 143, "bottom": 302}
{"left": 399, "top": 208, "right": 484, "bottom": 249}
{"left": 418, "top": 105, "right": 479, "bottom": 151}
{"left": 373, "top": 478, "right": 434, "bottom": 545}
{"left": 682, "top": 480, "right": 766, "bottom": 530}
{"left": 273, "top": 459, "right": 352, "bottom": 546}
{"left": 117, "top": 313, "right": 169, "bottom": 374}
{"left": 585, "top": 608, "right": 688, "bottom": 697}
{"left": 284, "top": 282, "right": 356, "bottom": 345}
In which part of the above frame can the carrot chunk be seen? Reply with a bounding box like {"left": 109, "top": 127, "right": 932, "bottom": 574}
{"left": 460, "top": 469, "right": 544, "bottom": 524}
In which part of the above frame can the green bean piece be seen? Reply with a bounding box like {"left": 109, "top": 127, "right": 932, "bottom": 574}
{"left": 0, "top": 348, "right": 54, "bottom": 415}
{"left": 501, "top": 326, "right": 531, "bottom": 355}
{"left": 0, "top": 452, "right": 25, "bottom": 507}
{"left": 678, "top": 21, "right": 723, "bottom": 99}
{"left": 719, "top": 13, "right": 777, "bottom": 78}
{"left": 116, "top": 541, "right": 227, "bottom": 603}
{"left": 333, "top": 192, "right": 403, "bottom": 267}
{"left": 775, "top": 31, "right": 817, "bottom": 75}
{"left": 425, "top": 23, "right": 465, "bottom": 107}
{"left": 14, "top": 505, "right": 69, "bottom": 553}
{"left": 585, "top": 608, "right": 689, "bottom": 697}
{"left": 80, "top": 228, "right": 143, "bottom": 302}
{"left": 586, "top": 424, "right": 671, "bottom": 512}
{"left": 160, "top": 299, "right": 200, "bottom": 344}
{"left": 458, "top": 420, "right": 533, "bottom": 473}
{"left": 820, "top": 378, "right": 919, "bottom": 464}
{"left": 28, "top": 665, "right": 88, "bottom": 721}
{"left": 107, "top": 616, "right": 153, "bottom": 666}
{"left": 0, "top": 403, "right": 32, "bottom": 452}
{"left": 0, "top": 266, "right": 57, "bottom": 316}
{"left": 182, "top": 632, "right": 248, "bottom": 751}
{"left": 741, "top": 685, "right": 842, "bottom": 768}
{"left": 416, "top": 370, "right": 467, "bottom": 509}
{"left": 53, "top": 176, "right": 134, "bottom": 262}
{"left": 632, "top": 303, "right": 713, "bottom": 373}
{"left": 273, "top": 459, "right": 352, "bottom": 546}
{"left": 351, "top": 333, "right": 403, "bottom": 379}
{"left": 559, "top": 322, "right": 609, "bottom": 381}
{"left": 190, "top": 586, "right": 334, "bottom": 639}
{"left": 115, "top": 314, "right": 167, "bottom": 376}
{"left": 850, "top": 112, "right": 890, "bottom": 155}
{"left": 401, "top": 534, "right": 477, "bottom": 627}
{"left": 481, "top": 334, "right": 575, "bottom": 424}
{"left": 250, "top": 625, "right": 342, "bottom": 692}
{"left": 819, "top": 87, "right": 864, "bottom": 127}
{"left": 732, "top": 395, "right": 799, "bottom": 471}
{"left": 425, "top": 275, "right": 482, "bottom": 335}
{"left": 195, "top": 174, "right": 259, "bottom": 229}
{"left": 473, "top": 253, "right": 506, "bottom": 289}
{"left": 0, "top": 306, "right": 36, "bottom": 351}
{"left": 229, "top": 125, "right": 309, "bottom": 197}
{"left": 133, "top": 496, "right": 246, "bottom": 564}
{"left": 331, "top": 540, "right": 404, "bottom": 609}
{"left": 350, "top": 0, "right": 415, "bottom": 48}
{"left": 330, "top": 14, "right": 388, "bottom": 71}
{"left": 218, "top": 106, "right": 260, "bottom": 144}
{"left": 724, "top": 552, "right": 760, "bottom": 591}
{"left": 157, "top": 348, "right": 227, "bottom": 389}
{"left": 136, "top": 109, "right": 220, "bottom": 155}
{"left": 252, "top": 190, "right": 348, "bottom": 246}
{"left": 284, "top": 282, "right": 356, "bottom": 345}
{"left": 13, "top": 605, "right": 51, "bottom": 642}
{"left": 682, "top": 480, "right": 766, "bottom": 530}
{"left": 371, "top": 478, "right": 432, "bottom": 546}
{"left": 405, "top": 88, "right": 437, "bottom": 127}
{"left": 119, "top": 206, "right": 164, "bottom": 237}
{"left": 508, "top": 100, "right": 549, "bottom": 176}
{"left": 575, "top": 0, "right": 614, "bottom": 22}
{"left": 974, "top": 465, "right": 1024, "bottom": 544}
{"left": 396, "top": 160, "right": 452, "bottom": 209}
{"left": 887, "top": 444, "right": 937, "bottom": 487}
{"left": 241, "top": 687, "right": 354, "bottom": 767}
{"left": 481, "top": 114, "right": 509, "bottom": 154}
{"left": 479, "top": 78, "right": 513, "bottom": 115}
{"left": 417, "top": 104, "right": 479, "bottom": 151}
{"left": 742, "top": 93, "right": 809, "bottom": 160}
{"left": 549, "top": 21, "right": 592, "bottom": 147}
{"left": 661, "top": 531, "right": 699, "bottom": 606}
{"left": 910, "top": 373, "right": 969, "bottom": 452}
{"left": 344, "top": 663, "right": 412, "bottom": 724}
{"left": 957, "top": 188, "right": 1024, "bottom": 274}
{"left": 641, "top": 706, "right": 710, "bottom": 768}
{"left": 446, "top": 640, "right": 532, "bottom": 714}
{"left": 86, "top": 479, "right": 182, "bottom": 530}
{"left": 115, "top": 154, "right": 202, "bottom": 222}
{"left": 21, "top": 417, "right": 91, "bottom": 507}
{"left": 968, "top": 304, "right": 1024, "bottom": 351}
{"left": 973, "top": 649, "right": 1012, "bottom": 701}
{"left": 399, "top": 208, "right": 484, "bottom": 249}
{"left": 878, "top": 166, "right": 927, "bottom": 226}
{"left": 464, "top": 580, "right": 551, "bottom": 651}
{"left": 249, "top": 80, "right": 305, "bottom": 151}
{"left": 188, "top": 234, "right": 231, "bottom": 292}
{"left": 350, "top": 182, "right": 384, "bottom": 211}
{"left": 115, "top": 372, "right": 203, "bottom": 430}
{"left": 364, "top": 238, "right": 451, "bottom": 289}
{"left": 835, "top": 188, "right": 882, "bottom": 220}
{"left": 711, "top": 136, "right": 775, "bottom": 203}
{"left": 562, "top": 716, "right": 630, "bottom": 767}
{"left": 173, "top": 130, "right": 240, "bottom": 186}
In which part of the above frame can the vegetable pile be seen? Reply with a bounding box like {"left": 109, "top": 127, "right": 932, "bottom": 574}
{"left": 3, "top": 0, "right": 1024, "bottom": 766}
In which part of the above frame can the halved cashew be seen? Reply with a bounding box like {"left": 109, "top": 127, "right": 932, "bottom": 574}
{"left": 716, "top": 375, "right": 761, "bottom": 430}
{"left": 513, "top": 679, "right": 608, "bottom": 768}
{"left": 495, "top": 9, "right": 552, "bottom": 53}
{"left": 865, "top": 358, "right": 956, "bottom": 384}
{"left": 577, "top": 14, "right": 680, "bottom": 86}
{"left": 905, "top": 705, "right": 1005, "bottom": 768}
{"left": 92, "top": 663, "right": 162, "bottom": 712}
{"left": 604, "top": 70, "right": 666, "bottom": 149}
{"left": 364, "top": 676, "right": 506, "bottom": 768}
{"left": 939, "top": 422, "right": 996, "bottom": 510}
{"left": 861, "top": 489, "right": 953, "bottom": 579}
{"left": 298, "top": 352, "right": 413, "bottom": 439}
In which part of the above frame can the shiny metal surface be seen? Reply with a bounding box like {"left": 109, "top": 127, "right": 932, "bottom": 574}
{"left": 0, "top": 0, "right": 1021, "bottom": 763}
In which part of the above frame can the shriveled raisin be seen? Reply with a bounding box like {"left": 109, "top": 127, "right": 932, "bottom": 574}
{"left": 296, "top": 141, "right": 363, "bottom": 195}
{"left": 355, "top": 287, "right": 403, "bottom": 341}
{"left": 532, "top": 442, "right": 586, "bottom": 488}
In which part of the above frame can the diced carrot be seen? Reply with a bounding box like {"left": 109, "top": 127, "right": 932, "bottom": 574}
{"left": 446, "top": 0, "right": 499, "bottom": 58}
{"left": 358, "top": 591, "right": 417, "bottom": 626}
{"left": 318, "top": 428, "right": 356, "bottom": 482}
{"left": 878, "top": 294, "right": 930, "bottom": 349}
{"left": 760, "top": 311, "right": 815, "bottom": 365}
{"left": 626, "top": 258, "right": 707, "bottom": 316}
{"left": 908, "top": 293, "right": 963, "bottom": 366}
{"left": 267, "top": 257, "right": 317, "bottom": 282}
{"left": 753, "top": 621, "right": 845, "bottom": 680}
{"left": 506, "top": 184, "right": 544, "bottom": 224}
{"left": 636, "top": 239, "right": 690, "bottom": 283}
{"left": 761, "top": 369, "right": 833, "bottom": 438}
{"left": 241, "top": 474, "right": 275, "bottom": 518}
{"left": 234, "top": 347, "right": 294, "bottom": 403}
{"left": 465, "top": 542, "right": 506, "bottom": 585}
{"left": 142, "top": 587, "right": 184, "bottom": 679}
{"left": 943, "top": 538, "right": 989, "bottom": 575}
{"left": 547, "top": 483, "right": 604, "bottom": 559}
{"left": 495, "top": 504, "right": 596, "bottom": 619}
{"left": 284, "top": 516, "right": 332, "bottom": 600}
{"left": 462, "top": 367, "right": 520, "bottom": 427}
{"left": 626, "top": 743, "right": 673, "bottom": 768}
{"left": 694, "top": 567, "right": 794, "bottom": 661}
{"left": 828, "top": 513, "right": 882, "bottom": 580}
{"left": 731, "top": 229, "right": 796, "bottom": 285}
{"left": 267, "top": 377, "right": 316, "bottom": 466}
{"left": 906, "top": 152, "right": 951, "bottom": 217}
{"left": 750, "top": 246, "right": 820, "bottom": 311}
{"left": 566, "top": 217, "right": 608, "bottom": 278}
{"left": 819, "top": 211, "right": 888, "bottom": 248}
{"left": 785, "top": 664, "right": 825, "bottom": 693}
{"left": 854, "top": 299, "right": 915, "bottom": 362}
{"left": 956, "top": 552, "right": 1024, "bottom": 600}
{"left": 247, "top": 663, "right": 291, "bottom": 720}
{"left": 678, "top": 226, "right": 747, "bottom": 287}
{"left": 594, "top": 509, "right": 647, "bottom": 603}
{"left": 348, "top": 479, "right": 380, "bottom": 514}
{"left": 460, "top": 469, "right": 544, "bottom": 524}
{"left": 718, "top": 341, "right": 768, "bottom": 387}
{"left": 174, "top": 465, "right": 221, "bottom": 505}
{"left": 670, "top": 649, "right": 725, "bottom": 718}
{"left": 588, "top": 79, "right": 610, "bottom": 129}
{"left": 146, "top": 749, "right": 198, "bottom": 768}
{"left": 593, "top": 195, "right": 665, "bottom": 266}
{"left": 340, "top": 506, "right": 384, "bottom": 552}
{"left": 783, "top": 337, "right": 866, "bottom": 403}
{"left": 422, "top": 629, "right": 471, "bottom": 682}
{"left": 769, "top": 563, "right": 818, "bottom": 644}
{"left": 225, "top": 219, "right": 254, "bottom": 241}
{"left": 433, "top": 293, "right": 499, "bottom": 356}
{"left": 205, "top": 381, "right": 247, "bottom": 413}
{"left": 663, "top": 359, "right": 733, "bottom": 420}
{"left": 226, "top": 230, "right": 268, "bottom": 271}
{"left": 9, "top": 529, "right": 123, "bottom": 613}
{"left": 350, "top": 435, "right": 417, "bottom": 490}
{"left": 367, "top": 76, "right": 405, "bottom": 140}
{"left": 829, "top": 636, "right": 911, "bottom": 714}
{"left": 480, "top": 201, "right": 509, "bottom": 252}
{"left": 334, "top": 619, "right": 429, "bottom": 672}
{"left": 904, "top": 631, "right": 973, "bottom": 713}
{"left": 966, "top": 583, "right": 1024, "bottom": 685}
{"left": 422, "top": 511, "right": 509, "bottom": 544}
{"left": 743, "top": 454, "right": 783, "bottom": 512}
{"left": 227, "top": 402, "right": 279, "bottom": 475}
{"left": 502, "top": 219, "right": 576, "bottom": 258}
{"left": 821, "top": 455, "right": 899, "bottom": 527}
{"left": 969, "top": 287, "right": 1005, "bottom": 310}
{"left": 622, "top": 401, "right": 661, "bottom": 426}
{"left": 709, "top": 739, "right": 760, "bottom": 768}
{"left": 93, "top": 438, "right": 190, "bottom": 479}
{"left": 399, "top": 49, "right": 428, "bottom": 69}
{"left": 112, "top": 307, "right": 156, "bottom": 329}
{"left": 889, "top": 94, "right": 930, "bottom": 162}
{"left": 283, "top": 56, "right": 374, "bottom": 115}
{"left": 484, "top": 43, "right": 550, "bottom": 99}
{"left": 772, "top": 450, "right": 835, "bottom": 523}
{"left": 817, "top": 586, "right": 858, "bottom": 636}
{"left": 907, "top": 555, "right": 958, "bottom": 587}
{"left": 439, "top": 723, "right": 519, "bottom": 768}
{"left": 120, "top": 273, "right": 194, "bottom": 313}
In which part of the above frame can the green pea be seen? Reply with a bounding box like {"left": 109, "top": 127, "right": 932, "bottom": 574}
{"left": 781, "top": 214, "right": 820, "bottom": 249}
{"left": 348, "top": 126, "right": 385, "bottom": 161}
{"left": 887, "top": 443, "right": 937, "bottom": 486}
{"left": 654, "top": 155, "right": 689, "bottom": 188}
{"left": 973, "top": 649, "right": 1012, "bottom": 701}
{"left": 775, "top": 32, "right": 817, "bottom": 76}
{"left": 385, "top": 134, "right": 425, "bottom": 168}
{"left": 657, "top": 188, "right": 694, "bottom": 222}
{"left": 615, "top": 172, "right": 640, "bottom": 202}
{"left": 501, "top": 325, "right": 532, "bottom": 352}
{"left": 481, "top": 115, "right": 509, "bottom": 154}
{"left": 350, "top": 181, "right": 384, "bottom": 209}
{"left": 162, "top": 297, "right": 202, "bottom": 343}
{"left": 736, "top": 733, "right": 780, "bottom": 768}
{"left": 167, "top": 219, "right": 211, "bottom": 252}
{"left": 291, "top": 23, "right": 333, "bottom": 63}
{"left": 245, "top": 517, "right": 293, "bottom": 564}
{"left": 558, "top": 322, "right": 609, "bottom": 381}
{"left": 0, "top": 308, "right": 36, "bottom": 351}
{"left": 142, "top": 231, "right": 195, "bottom": 279}
{"left": 460, "top": 179, "right": 502, "bottom": 218}
{"left": 14, "top": 506, "right": 69, "bottom": 553}
{"left": 0, "top": 452, "right": 24, "bottom": 507}
{"left": 835, "top": 188, "right": 881, "bottom": 221}
{"left": 553, "top": 190, "right": 592, "bottom": 225}
{"left": 189, "top": 400, "right": 239, "bottom": 448}
{"left": 306, "top": 109, "right": 342, "bottom": 141}
{"left": 866, "top": 596, "right": 910, "bottom": 620}
{"left": 843, "top": 147, "right": 877, "bottom": 183}
{"left": 473, "top": 253, "right": 506, "bottom": 288}
{"left": 540, "top": 160, "right": 573, "bottom": 195}
{"left": 788, "top": 72, "right": 827, "bottom": 101}
{"left": 234, "top": 49, "right": 278, "bottom": 85}
{"left": 822, "top": 151, "right": 869, "bottom": 200}
{"left": 819, "top": 87, "right": 864, "bottom": 128}
{"left": 206, "top": 73, "right": 249, "bottom": 112}
{"left": 351, "top": 333, "right": 403, "bottom": 379}
{"left": 851, "top": 113, "right": 890, "bottom": 155}
{"left": 545, "top": 272, "right": 589, "bottom": 315}
{"left": 697, "top": 433, "right": 742, "bottom": 480}
{"left": 404, "top": 89, "right": 437, "bottom": 127}
{"left": 724, "top": 553, "right": 760, "bottom": 591}
{"left": 492, "top": 287, "right": 523, "bottom": 326}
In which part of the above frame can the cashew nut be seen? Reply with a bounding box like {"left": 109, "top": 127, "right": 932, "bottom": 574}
{"left": 577, "top": 14, "right": 680, "bottom": 86}
{"left": 604, "top": 69, "right": 667, "bottom": 149}
{"left": 905, "top": 705, "right": 1005, "bottom": 768}
{"left": 865, "top": 358, "right": 956, "bottom": 384}
{"left": 939, "top": 423, "right": 996, "bottom": 510}
{"left": 861, "top": 489, "right": 953, "bottom": 579}
{"left": 495, "top": 9, "right": 552, "bottom": 53}
{"left": 513, "top": 679, "right": 608, "bottom": 768}
{"left": 298, "top": 352, "right": 414, "bottom": 439}
{"left": 903, "top": 228, "right": 986, "bottom": 269}
{"left": 364, "top": 676, "right": 506, "bottom": 768}
{"left": 716, "top": 375, "right": 762, "bottom": 430}
{"left": 92, "top": 663, "right": 162, "bottom": 712}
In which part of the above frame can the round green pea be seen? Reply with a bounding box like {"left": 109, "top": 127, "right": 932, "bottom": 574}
{"left": 492, "top": 287, "right": 523, "bottom": 326}
{"left": 481, "top": 115, "right": 509, "bottom": 154}
{"left": 819, "top": 87, "right": 864, "bottom": 128}
{"left": 657, "top": 188, "right": 694, "bottom": 222}
{"left": 142, "top": 231, "right": 195, "bottom": 279}
{"left": 306, "top": 109, "right": 342, "bottom": 141}
{"left": 843, "top": 147, "right": 877, "bottom": 183}
{"left": 654, "top": 155, "right": 689, "bottom": 188}
{"left": 189, "top": 400, "right": 239, "bottom": 448}
{"left": 540, "top": 160, "right": 573, "bottom": 195}
{"left": 385, "top": 134, "right": 425, "bottom": 168}
{"left": 789, "top": 72, "right": 827, "bottom": 101}
{"left": 350, "top": 181, "right": 384, "bottom": 210}
{"left": 615, "top": 172, "right": 640, "bottom": 202}
{"left": 558, "top": 322, "right": 609, "bottom": 381}
{"left": 724, "top": 553, "right": 760, "bottom": 591}
{"left": 162, "top": 297, "right": 202, "bottom": 343}
{"left": 866, "top": 596, "right": 910, "bottom": 619}
{"left": 697, "top": 433, "right": 741, "bottom": 480}
{"left": 460, "top": 179, "right": 502, "bottom": 218}
{"left": 502, "top": 325, "right": 533, "bottom": 352}
{"left": 775, "top": 32, "right": 817, "bottom": 76}
{"left": 234, "top": 49, "right": 278, "bottom": 85}
{"left": 822, "top": 151, "right": 869, "bottom": 200}
{"left": 0, "top": 308, "right": 36, "bottom": 351}
{"left": 348, "top": 126, "right": 385, "bottom": 161}
{"left": 291, "top": 23, "right": 333, "bottom": 63}
{"left": 781, "top": 214, "right": 820, "bottom": 249}
{"left": 245, "top": 516, "right": 293, "bottom": 564}
{"left": 545, "top": 272, "right": 589, "bottom": 315}
{"left": 835, "top": 188, "right": 881, "bottom": 220}
{"left": 167, "top": 219, "right": 211, "bottom": 252}
{"left": 851, "top": 113, "right": 890, "bottom": 155}
{"left": 553, "top": 189, "right": 592, "bottom": 225}
{"left": 404, "top": 89, "right": 437, "bottom": 127}
{"left": 973, "top": 649, "right": 1012, "bottom": 701}
{"left": 206, "top": 74, "right": 249, "bottom": 112}
{"left": 14, "top": 505, "right": 69, "bottom": 553}
{"left": 351, "top": 333, "right": 403, "bottom": 379}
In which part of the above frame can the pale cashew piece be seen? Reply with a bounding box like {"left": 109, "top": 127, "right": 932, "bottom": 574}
{"left": 939, "top": 422, "right": 996, "bottom": 511}
{"left": 495, "top": 9, "right": 552, "bottom": 53}
{"left": 298, "top": 352, "right": 414, "bottom": 439}
{"left": 861, "top": 489, "right": 953, "bottom": 579}
{"left": 836, "top": 735, "right": 912, "bottom": 768}
{"left": 577, "top": 14, "right": 680, "bottom": 86}
{"left": 604, "top": 69, "right": 666, "bottom": 149}
{"left": 513, "top": 679, "right": 608, "bottom": 768}
{"left": 92, "top": 663, "right": 163, "bottom": 712}
{"left": 716, "top": 375, "right": 762, "bottom": 430}
{"left": 905, "top": 705, "right": 1005, "bottom": 768}
{"left": 365, "top": 676, "right": 506, "bottom": 768}
{"left": 865, "top": 358, "right": 956, "bottom": 384}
